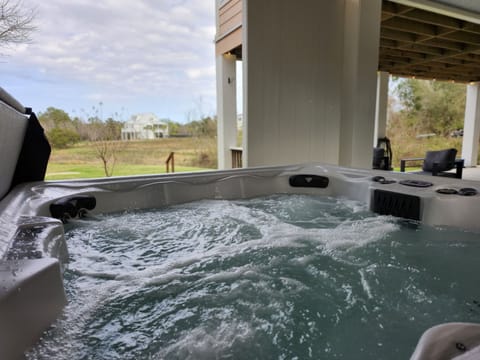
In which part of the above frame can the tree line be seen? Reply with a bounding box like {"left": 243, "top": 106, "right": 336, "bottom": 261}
{"left": 389, "top": 78, "right": 466, "bottom": 138}
{"left": 38, "top": 107, "right": 121, "bottom": 148}
{"left": 38, "top": 107, "right": 217, "bottom": 149}
{"left": 386, "top": 78, "right": 468, "bottom": 165}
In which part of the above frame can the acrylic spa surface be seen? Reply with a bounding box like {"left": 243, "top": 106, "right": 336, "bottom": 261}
{"left": 1, "top": 163, "right": 480, "bottom": 358}
{"left": 26, "top": 194, "right": 480, "bottom": 359}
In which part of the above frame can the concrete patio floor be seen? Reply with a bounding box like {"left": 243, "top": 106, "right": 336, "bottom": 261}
{"left": 461, "top": 167, "right": 480, "bottom": 181}
{"left": 400, "top": 167, "right": 480, "bottom": 182}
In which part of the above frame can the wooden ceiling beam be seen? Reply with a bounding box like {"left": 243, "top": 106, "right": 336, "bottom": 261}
{"left": 382, "top": 42, "right": 480, "bottom": 67}
{"left": 379, "top": 54, "right": 480, "bottom": 71}
{"left": 379, "top": 54, "right": 416, "bottom": 65}
{"left": 461, "top": 22, "right": 480, "bottom": 35}
{"left": 382, "top": 17, "right": 439, "bottom": 37}
{"left": 390, "top": 64, "right": 477, "bottom": 78}
{"left": 382, "top": 54, "right": 480, "bottom": 69}
{"left": 454, "top": 53, "right": 480, "bottom": 64}
{"left": 379, "top": 0, "right": 480, "bottom": 82}
{"left": 430, "top": 62, "right": 480, "bottom": 72}
{"left": 387, "top": 71, "right": 477, "bottom": 82}
{"left": 382, "top": 8, "right": 480, "bottom": 36}
{"left": 385, "top": 48, "right": 479, "bottom": 71}
{"left": 439, "top": 31, "right": 480, "bottom": 46}
{"left": 430, "top": 58, "right": 470, "bottom": 66}
{"left": 381, "top": 29, "right": 465, "bottom": 52}
{"left": 381, "top": 40, "right": 446, "bottom": 56}
{"left": 424, "top": 63, "right": 478, "bottom": 74}
{"left": 418, "top": 38, "right": 465, "bottom": 52}
{"left": 380, "top": 28, "right": 425, "bottom": 43}
{"left": 380, "top": 48, "right": 428, "bottom": 60}
{"left": 392, "top": 8, "right": 463, "bottom": 30}
{"left": 381, "top": 0, "right": 413, "bottom": 16}
{"left": 387, "top": 60, "right": 480, "bottom": 77}
{"left": 379, "top": 38, "right": 398, "bottom": 48}
{"left": 381, "top": 12, "right": 394, "bottom": 21}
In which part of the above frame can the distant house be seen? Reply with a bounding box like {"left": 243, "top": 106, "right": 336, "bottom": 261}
{"left": 121, "top": 113, "right": 169, "bottom": 140}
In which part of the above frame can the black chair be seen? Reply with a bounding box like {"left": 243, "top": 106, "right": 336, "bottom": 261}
{"left": 373, "top": 147, "right": 388, "bottom": 170}
{"left": 400, "top": 148, "right": 464, "bottom": 179}
{"left": 372, "top": 137, "right": 393, "bottom": 171}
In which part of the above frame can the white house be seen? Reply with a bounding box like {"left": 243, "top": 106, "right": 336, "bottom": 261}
{"left": 121, "top": 113, "right": 169, "bottom": 140}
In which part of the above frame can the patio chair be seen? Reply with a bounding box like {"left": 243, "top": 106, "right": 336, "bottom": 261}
{"left": 400, "top": 148, "right": 464, "bottom": 179}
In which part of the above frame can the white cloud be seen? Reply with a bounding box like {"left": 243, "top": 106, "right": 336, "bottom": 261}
{"left": 3, "top": 0, "right": 217, "bottom": 121}
{"left": 186, "top": 65, "right": 216, "bottom": 79}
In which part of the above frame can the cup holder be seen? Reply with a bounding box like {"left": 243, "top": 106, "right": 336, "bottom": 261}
{"left": 399, "top": 180, "right": 433, "bottom": 188}
{"left": 458, "top": 188, "right": 477, "bottom": 196}
{"left": 372, "top": 176, "right": 396, "bottom": 185}
{"left": 436, "top": 188, "right": 458, "bottom": 195}
{"left": 435, "top": 187, "right": 477, "bottom": 196}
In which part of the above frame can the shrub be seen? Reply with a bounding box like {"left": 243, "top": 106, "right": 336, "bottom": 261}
{"left": 47, "top": 127, "right": 81, "bottom": 149}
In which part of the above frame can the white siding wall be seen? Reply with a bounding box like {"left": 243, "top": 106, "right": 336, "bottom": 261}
{"left": 244, "top": 0, "right": 381, "bottom": 168}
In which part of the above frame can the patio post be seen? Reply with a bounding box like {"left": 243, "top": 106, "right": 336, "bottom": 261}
{"left": 216, "top": 52, "right": 238, "bottom": 169}
{"left": 245, "top": 0, "right": 381, "bottom": 169}
{"left": 339, "top": 0, "right": 382, "bottom": 168}
{"left": 374, "top": 71, "right": 389, "bottom": 145}
{"left": 461, "top": 83, "right": 480, "bottom": 167}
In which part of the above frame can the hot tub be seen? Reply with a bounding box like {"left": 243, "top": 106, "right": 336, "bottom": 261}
{"left": 2, "top": 163, "right": 480, "bottom": 358}
{"left": 2, "top": 87, "right": 480, "bottom": 358}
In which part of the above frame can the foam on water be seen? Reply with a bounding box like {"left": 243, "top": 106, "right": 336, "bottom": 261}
{"left": 26, "top": 194, "right": 480, "bottom": 360}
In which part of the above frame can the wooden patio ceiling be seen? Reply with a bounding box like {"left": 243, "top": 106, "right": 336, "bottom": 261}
{"left": 380, "top": 0, "right": 480, "bottom": 82}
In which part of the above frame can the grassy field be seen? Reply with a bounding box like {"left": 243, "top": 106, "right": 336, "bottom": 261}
{"left": 46, "top": 137, "right": 217, "bottom": 180}
{"left": 387, "top": 133, "right": 466, "bottom": 171}
{"left": 46, "top": 134, "right": 472, "bottom": 180}
{"left": 390, "top": 136, "right": 464, "bottom": 165}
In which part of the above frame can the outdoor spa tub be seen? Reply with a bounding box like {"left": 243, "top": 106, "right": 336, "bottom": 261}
{"left": 1, "top": 162, "right": 480, "bottom": 358}
{"left": 2, "top": 88, "right": 480, "bottom": 359}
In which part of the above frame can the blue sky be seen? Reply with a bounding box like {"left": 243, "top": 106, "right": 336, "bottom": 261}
{"left": 2, "top": 0, "right": 216, "bottom": 123}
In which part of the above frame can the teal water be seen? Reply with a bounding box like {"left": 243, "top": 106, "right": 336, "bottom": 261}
{"left": 27, "top": 194, "right": 480, "bottom": 360}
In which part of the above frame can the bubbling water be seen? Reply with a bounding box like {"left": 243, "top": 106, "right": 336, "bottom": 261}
{"left": 26, "top": 194, "right": 480, "bottom": 360}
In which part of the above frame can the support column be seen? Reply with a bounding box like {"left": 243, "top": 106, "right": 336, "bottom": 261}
{"left": 462, "top": 83, "right": 480, "bottom": 167}
{"left": 340, "top": 0, "right": 382, "bottom": 168}
{"left": 374, "top": 71, "right": 389, "bottom": 146}
{"left": 216, "top": 53, "right": 237, "bottom": 169}
{"left": 244, "top": 0, "right": 381, "bottom": 168}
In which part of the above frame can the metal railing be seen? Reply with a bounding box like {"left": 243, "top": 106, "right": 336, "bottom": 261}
{"left": 166, "top": 152, "right": 175, "bottom": 173}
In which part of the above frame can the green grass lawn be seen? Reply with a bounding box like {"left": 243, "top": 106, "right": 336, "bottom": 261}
{"left": 45, "top": 163, "right": 208, "bottom": 180}
{"left": 45, "top": 138, "right": 216, "bottom": 180}
{"left": 392, "top": 167, "right": 422, "bottom": 172}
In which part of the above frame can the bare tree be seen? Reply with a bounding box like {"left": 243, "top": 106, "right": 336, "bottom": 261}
{"left": 92, "top": 136, "right": 123, "bottom": 177}
{"left": 83, "top": 104, "right": 126, "bottom": 177}
{"left": 0, "top": 0, "right": 36, "bottom": 53}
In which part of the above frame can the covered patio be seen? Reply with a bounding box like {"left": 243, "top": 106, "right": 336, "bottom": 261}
{"left": 215, "top": 0, "right": 480, "bottom": 173}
